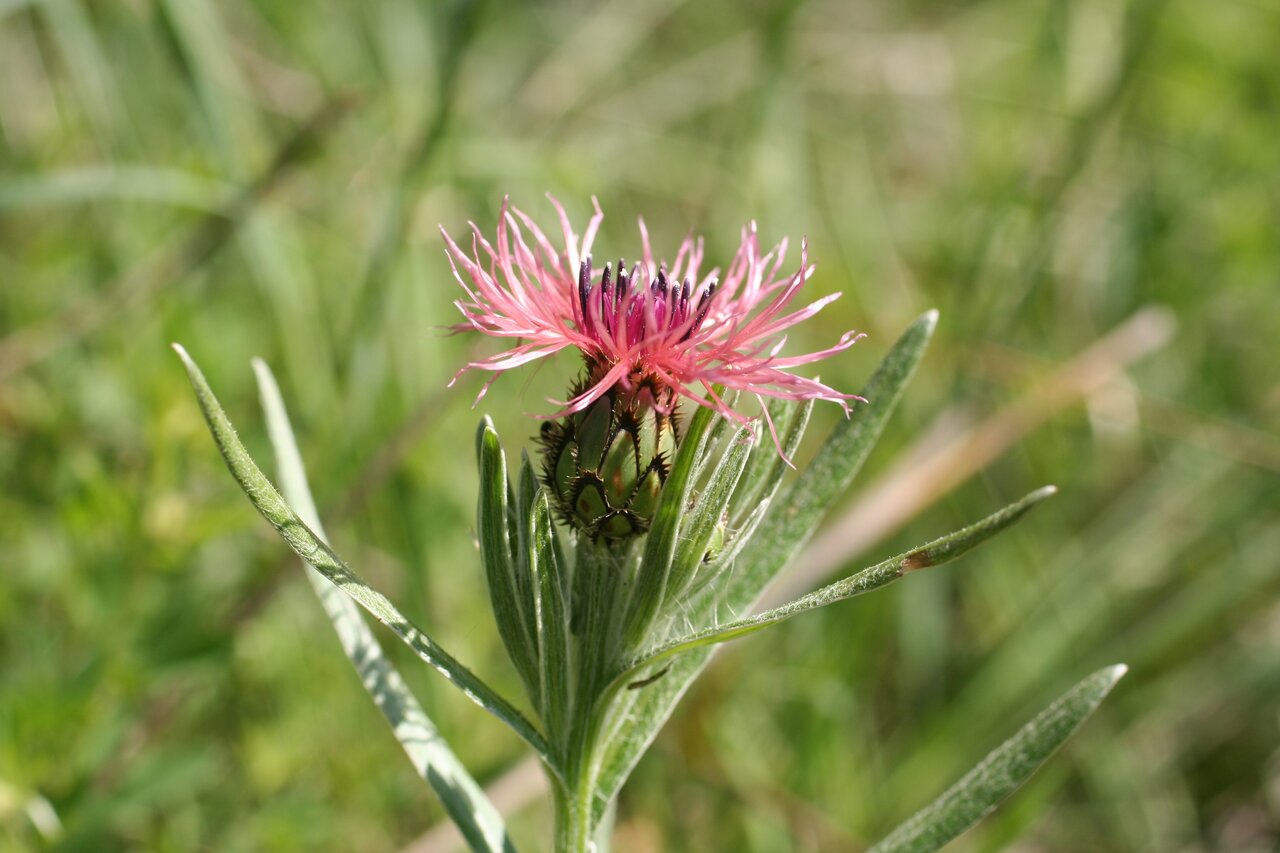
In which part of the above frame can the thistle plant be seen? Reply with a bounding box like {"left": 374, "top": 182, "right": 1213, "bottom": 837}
{"left": 175, "top": 198, "right": 1125, "bottom": 852}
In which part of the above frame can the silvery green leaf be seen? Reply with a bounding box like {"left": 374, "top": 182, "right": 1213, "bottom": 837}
{"left": 870, "top": 665, "right": 1128, "bottom": 853}
{"left": 730, "top": 309, "right": 939, "bottom": 606}
{"left": 530, "top": 490, "right": 571, "bottom": 755}
{"left": 684, "top": 398, "right": 815, "bottom": 602}
{"left": 665, "top": 423, "right": 756, "bottom": 607}
{"left": 477, "top": 421, "right": 541, "bottom": 709}
{"left": 621, "top": 399, "right": 718, "bottom": 650}
{"left": 727, "top": 397, "right": 803, "bottom": 525}
{"left": 615, "top": 487, "right": 1055, "bottom": 685}
{"left": 252, "top": 360, "right": 517, "bottom": 853}
{"left": 173, "top": 344, "right": 554, "bottom": 771}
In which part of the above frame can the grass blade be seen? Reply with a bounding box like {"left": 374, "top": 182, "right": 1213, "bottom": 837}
{"left": 172, "top": 343, "right": 554, "bottom": 770}
{"left": 252, "top": 359, "right": 517, "bottom": 853}
{"left": 870, "top": 665, "right": 1129, "bottom": 853}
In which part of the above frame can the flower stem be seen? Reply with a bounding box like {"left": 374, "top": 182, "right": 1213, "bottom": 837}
{"left": 553, "top": 541, "right": 628, "bottom": 851}
{"left": 552, "top": 777, "right": 593, "bottom": 853}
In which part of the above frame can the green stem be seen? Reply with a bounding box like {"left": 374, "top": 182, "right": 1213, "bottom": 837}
{"left": 553, "top": 541, "right": 628, "bottom": 851}
{"left": 552, "top": 778, "right": 592, "bottom": 853}
{"left": 554, "top": 703, "right": 607, "bottom": 852}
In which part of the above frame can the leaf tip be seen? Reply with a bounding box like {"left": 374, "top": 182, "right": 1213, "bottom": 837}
{"left": 249, "top": 357, "right": 272, "bottom": 385}
{"left": 475, "top": 416, "right": 499, "bottom": 460}
{"left": 170, "top": 343, "right": 203, "bottom": 387}
{"left": 1010, "top": 486, "right": 1058, "bottom": 521}
{"left": 920, "top": 308, "right": 940, "bottom": 330}
{"left": 1104, "top": 663, "right": 1129, "bottom": 683}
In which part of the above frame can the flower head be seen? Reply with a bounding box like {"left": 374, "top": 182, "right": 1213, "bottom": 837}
{"left": 441, "top": 196, "right": 865, "bottom": 454}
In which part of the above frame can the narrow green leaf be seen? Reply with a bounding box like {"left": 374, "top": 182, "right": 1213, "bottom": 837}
{"left": 684, "top": 398, "right": 815, "bottom": 602}
{"left": 530, "top": 491, "right": 571, "bottom": 754}
{"left": 252, "top": 360, "right": 516, "bottom": 853}
{"left": 514, "top": 452, "right": 539, "bottom": 583}
{"left": 622, "top": 398, "right": 718, "bottom": 649}
{"left": 870, "top": 665, "right": 1129, "bottom": 853}
{"left": 666, "top": 424, "right": 756, "bottom": 606}
{"left": 727, "top": 397, "right": 800, "bottom": 524}
{"left": 477, "top": 421, "right": 541, "bottom": 708}
{"left": 592, "top": 313, "right": 935, "bottom": 817}
{"left": 616, "top": 487, "right": 1055, "bottom": 688}
{"left": 730, "top": 309, "right": 938, "bottom": 607}
{"left": 172, "top": 344, "right": 554, "bottom": 770}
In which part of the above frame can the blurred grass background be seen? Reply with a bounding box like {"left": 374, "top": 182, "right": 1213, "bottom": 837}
{"left": 2, "top": 0, "right": 1278, "bottom": 850}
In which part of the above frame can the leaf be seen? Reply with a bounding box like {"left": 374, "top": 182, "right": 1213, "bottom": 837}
{"left": 869, "top": 665, "right": 1129, "bottom": 853}
{"left": 683, "top": 398, "right": 815, "bottom": 602}
{"left": 730, "top": 309, "right": 939, "bottom": 607}
{"left": 665, "top": 423, "right": 756, "bottom": 606}
{"left": 477, "top": 420, "right": 541, "bottom": 708}
{"left": 615, "top": 487, "right": 1056, "bottom": 690}
{"left": 172, "top": 343, "right": 554, "bottom": 770}
{"left": 252, "top": 359, "right": 517, "bottom": 853}
{"left": 621, "top": 398, "right": 718, "bottom": 649}
{"left": 727, "top": 397, "right": 803, "bottom": 525}
{"left": 530, "top": 490, "right": 571, "bottom": 755}
{"left": 592, "top": 311, "right": 938, "bottom": 819}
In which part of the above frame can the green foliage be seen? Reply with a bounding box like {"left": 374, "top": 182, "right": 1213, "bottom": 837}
{"left": 173, "top": 344, "right": 552, "bottom": 769}
{"left": 254, "top": 360, "right": 517, "bottom": 853}
{"left": 180, "top": 312, "right": 1081, "bottom": 851}
{"left": 617, "top": 486, "right": 1058, "bottom": 681}
{"left": 477, "top": 420, "right": 542, "bottom": 710}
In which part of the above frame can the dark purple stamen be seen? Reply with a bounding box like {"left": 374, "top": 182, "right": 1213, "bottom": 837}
{"left": 600, "top": 262, "right": 613, "bottom": 332}
{"left": 576, "top": 253, "right": 716, "bottom": 346}
{"left": 654, "top": 266, "right": 668, "bottom": 299}
{"left": 686, "top": 280, "right": 717, "bottom": 341}
{"left": 578, "top": 257, "right": 594, "bottom": 335}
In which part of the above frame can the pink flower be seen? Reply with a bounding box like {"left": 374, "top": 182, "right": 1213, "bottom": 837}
{"left": 441, "top": 196, "right": 865, "bottom": 453}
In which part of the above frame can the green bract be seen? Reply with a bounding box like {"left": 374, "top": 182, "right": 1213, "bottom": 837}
{"left": 538, "top": 382, "right": 678, "bottom": 542}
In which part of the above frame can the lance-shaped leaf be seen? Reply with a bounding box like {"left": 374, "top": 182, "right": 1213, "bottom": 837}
{"left": 665, "top": 423, "right": 756, "bottom": 608}
{"left": 613, "top": 487, "right": 1055, "bottom": 690}
{"left": 683, "top": 399, "right": 815, "bottom": 603}
{"left": 592, "top": 311, "right": 937, "bottom": 819}
{"left": 477, "top": 421, "right": 541, "bottom": 708}
{"left": 870, "top": 665, "right": 1128, "bottom": 853}
{"left": 731, "top": 309, "right": 939, "bottom": 605}
{"left": 727, "top": 397, "right": 805, "bottom": 525}
{"left": 622, "top": 399, "right": 718, "bottom": 649}
{"left": 172, "top": 344, "right": 554, "bottom": 770}
{"left": 529, "top": 490, "right": 571, "bottom": 753}
{"left": 252, "top": 359, "right": 516, "bottom": 853}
